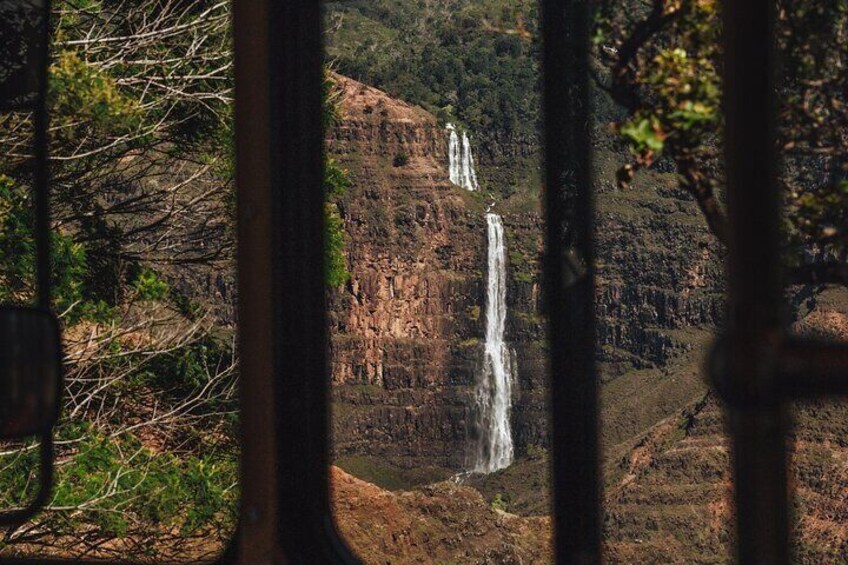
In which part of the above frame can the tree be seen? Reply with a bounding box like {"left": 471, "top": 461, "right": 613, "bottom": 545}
{"left": 324, "top": 0, "right": 541, "bottom": 163}
{"left": 0, "top": 1, "right": 355, "bottom": 557}
{"left": 0, "top": 1, "right": 239, "bottom": 559}
{"left": 596, "top": 0, "right": 848, "bottom": 286}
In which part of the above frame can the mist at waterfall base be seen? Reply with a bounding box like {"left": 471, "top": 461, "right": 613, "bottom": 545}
{"left": 446, "top": 123, "right": 479, "bottom": 191}
{"left": 472, "top": 213, "right": 516, "bottom": 474}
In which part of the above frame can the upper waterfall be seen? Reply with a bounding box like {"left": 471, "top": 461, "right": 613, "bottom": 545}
{"left": 473, "top": 213, "right": 515, "bottom": 473}
{"left": 446, "top": 123, "right": 479, "bottom": 191}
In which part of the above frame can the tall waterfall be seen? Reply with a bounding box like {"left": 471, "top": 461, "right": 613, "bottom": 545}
{"left": 447, "top": 124, "right": 461, "bottom": 185}
{"left": 474, "top": 213, "right": 515, "bottom": 473}
{"left": 446, "top": 123, "right": 479, "bottom": 191}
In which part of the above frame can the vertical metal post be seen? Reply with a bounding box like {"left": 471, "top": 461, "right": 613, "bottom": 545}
{"left": 540, "top": 0, "right": 601, "bottom": 563}
{"left": 268, "top": 0, "right": 334, "bottom": 559}
{"left": 32, "top": 0, "right": 55, "bottom": 526}
{"left": 233, "top": 0, "right": 278, "bottom": 559}
{"left": 34, "top": 0, "right": 51, "bottom": 310}
{"left": 721, "top": 0, "right": 790, "bottom": 563}
{"left": 234, "top": 0, "right": 359, "bottom": 561}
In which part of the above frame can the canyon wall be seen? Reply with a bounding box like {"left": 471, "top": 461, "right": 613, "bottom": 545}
{"left": 327, "top": 75, "right": 547, "bottom": 470}
{"left": 327, "top": 74, "right": 725, "bottom": 473}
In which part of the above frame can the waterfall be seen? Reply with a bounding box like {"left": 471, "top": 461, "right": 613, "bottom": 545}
{"left": 445, "top": 123, "right": 479, "bottom": 191}
{"left": 474, "top": 213, "right": 515, "bottom": 473}
{"left": 461, "top": 132, "right": 480, "bottom": 191}
{"left": 447, "top": 123, "right": 461, "bottom": 185}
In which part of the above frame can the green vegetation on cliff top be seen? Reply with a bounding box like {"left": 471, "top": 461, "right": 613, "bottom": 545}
{"left": 324, "top": 0, "right": 540, "bottom": 156}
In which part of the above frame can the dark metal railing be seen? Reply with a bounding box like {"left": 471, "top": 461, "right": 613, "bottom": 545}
{"left": 3, "top": 0, "right": 848, "bottom": 563}
{"left": 712, "top": 1, "right": 848, "bottom": 564}
{"left": 540, "top": 0, "right": 601, "bottom": 563}
{"left": 0, "top": 0, "right": 57, "bottom": 530}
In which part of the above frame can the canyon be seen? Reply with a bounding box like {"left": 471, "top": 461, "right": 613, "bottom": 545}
{"left": 326, "top": 73, "right": 848, "bottom": 563}
{"left": 326, "top": 72, "right": 723, "bottom": 479}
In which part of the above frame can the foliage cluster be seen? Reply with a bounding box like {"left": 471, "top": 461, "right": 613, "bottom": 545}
{"left": 325, "top": 0, "right": 540, "bottom": 159}
{"left": 0, "top": 423, "right": 237, "bottom": 547}
{"left": 0, "top": 321, "right": 238, "bottom": 559}
{"left": 0, "top": 174, "right": 114, "bottom": 322}
{"left": 323, "top": 73, "right": 352, "bottom": 288}
{"left": 50, "top": 51, "right": 142, "bottom": 136}
{"left": 598, "top": 0, "right": 848, "bottom": 282}
{"left": 0, "top": 1, "right": 242, "bottom": 558}
{"left": 0, "top": 2, "right": 355, "bottom": 555}
{"left": 392, "top": 151, "right": 409, "bottom": 167}
{"left": 491, "top": 492, "right": 509, "bottom": 512}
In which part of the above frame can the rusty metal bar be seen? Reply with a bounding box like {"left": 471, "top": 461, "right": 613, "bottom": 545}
{"left": 238, "top": 0, "right": 358, "bottom": 562}
{"left": 719, "top": 0, "right": 790, "bottom": 563}
{"left": 540, "top": 0, "right": 601, "bottom": 562}
{"left": 232, "top": 0, "right": 278, "bottom": 560}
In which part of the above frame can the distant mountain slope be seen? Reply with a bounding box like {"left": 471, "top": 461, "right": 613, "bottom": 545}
{"left": 326, "top": 70, "right": 725, "bottom": 482}
{"left": 605, "top": 287, "right": 848, "bottom": 563}
{"left": 324, "top": 0, "right": 541, "bottom": 199}
{"left": 324, "top": 0, "right": 539, "bottom": 153}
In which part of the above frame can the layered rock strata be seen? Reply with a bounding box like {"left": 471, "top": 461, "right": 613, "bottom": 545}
{"left": 327, "top": 74, "right": 726, "bottom": 472}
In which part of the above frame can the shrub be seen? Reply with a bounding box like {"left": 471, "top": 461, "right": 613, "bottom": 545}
{"left": 132, "top": 268, "right": 169, "bottom": 300}
{"left": 393, "top": 151, "right": 409, "bottom": 167}
{"left": 0, "top": 425, "right": 239, "bottom": 539}
{"left": 325, "top": 203, "right": 349, "bottom": 287}
{"left": 0, "top": 174, "right": 94, "bottom": 320}
{"left": 491, "top": 492, "right": 509, "bottom": 512}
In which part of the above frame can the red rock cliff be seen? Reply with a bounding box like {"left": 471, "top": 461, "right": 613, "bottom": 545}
{"left": 327, "top": 74, "right": 490, "bottom": 470}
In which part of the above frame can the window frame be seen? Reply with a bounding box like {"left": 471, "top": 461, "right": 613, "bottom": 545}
{"left": 7, "top": 0, "right": 848, "bottom": 564}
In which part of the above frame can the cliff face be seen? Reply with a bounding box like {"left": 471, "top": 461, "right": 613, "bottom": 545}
{"left": 327, "top": 74, "right": 726, "bottom": 475}
{"left": 328, "top": 75, "right": 506, "bottom": 470}
{"left": 593, "top": 162, "right": 726, "bottom": 379}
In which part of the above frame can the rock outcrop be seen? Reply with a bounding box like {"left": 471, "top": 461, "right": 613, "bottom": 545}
{"left": 330, "top": 465, "right": 552, "bottom": 564}
{"left": 327, "top": 74, "right": 726, "bottom": 474}
{"left": 328, "top": 75, "right": 484, "bottom": 469}
{"left": 327, "top": 74, "right": 548, "bottom": 470}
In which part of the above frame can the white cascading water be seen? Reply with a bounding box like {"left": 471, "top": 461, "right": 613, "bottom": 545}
{"left": 447, "top": 123, "right": 461, "bottom": 186}
{"left": 445, "top": 123, "right": 479, "bottom": 191}
{"left": 473, "top": 213, "right": 515, "bottom": 473}
{"left": 461, "top": 132, "right": 480, "bottom": 191}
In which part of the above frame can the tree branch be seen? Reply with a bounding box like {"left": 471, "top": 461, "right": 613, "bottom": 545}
{"left": 610, "top": 0, "right": 685, "bottom": 112}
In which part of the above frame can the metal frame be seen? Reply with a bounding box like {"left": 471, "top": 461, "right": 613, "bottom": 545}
{"left": 4, "top": 0, "right": 602, "bottom": 561}
{"left": 0, "top": 0, "right": 58, "bottom": 531}
{"left": 232, "top": 0, "right": 602, "bottom": 561}
{"left": 7, "top": 0, "right": 848, "bottom": 564}
{"left": 540, "top": 0, "right": 601, "bottom": 563}
{"left": 711, "top": 2, "right": 848, "bottom": 564}
{"left": 717, "top": 2, "right": 790, "bottom": 562}
{"left": 232, "top": 0, "right": 358, "bottom": 562}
